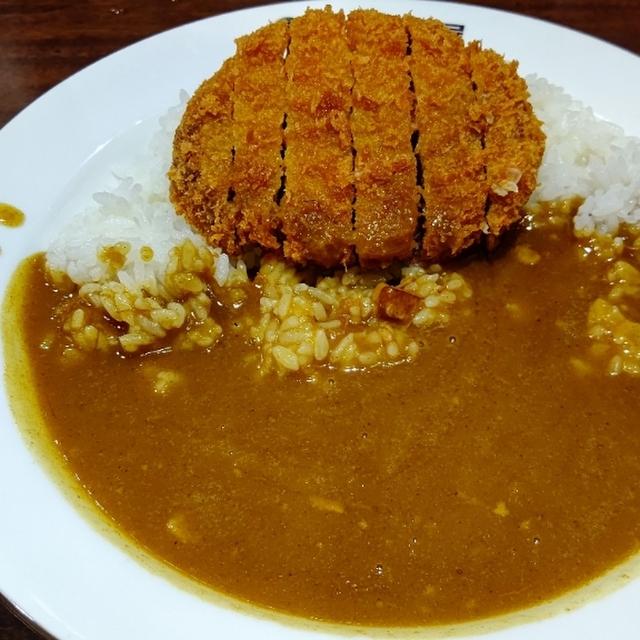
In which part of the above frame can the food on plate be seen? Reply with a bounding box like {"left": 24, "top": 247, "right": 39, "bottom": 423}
{"left": 169, "top": 7, "right": 545, "bottom": 269}
{"left": 5, "top": 5, "right": 640, "bottom": 631}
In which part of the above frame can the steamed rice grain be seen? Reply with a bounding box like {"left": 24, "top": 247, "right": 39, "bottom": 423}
{"left": 526, "top": 75, "right": 640, "bottom": 236}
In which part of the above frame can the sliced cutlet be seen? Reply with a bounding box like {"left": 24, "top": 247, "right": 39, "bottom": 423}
{"left": 169, "top": 9, "right": 545, "bottom": 268}
{"left": 469, "top": 42, "right": 545, "bottom": 243}
{"left": 405, "top": 16, "right": 487, "bottom": 261}
{"left": 232, "top": 20, "right": 289, "bottom": 252}
{"left": 347, "top": 9, "right": 418, "bottom": 268}
{"left": 282, "top": 7, "right": 356, "bottom": 268}
{"left": 169, "top": 58, "right": 237, "bottom": 252}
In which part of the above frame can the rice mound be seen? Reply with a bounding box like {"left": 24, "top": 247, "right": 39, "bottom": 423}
{"left": 526, "top": 75, "right": 640, "bottom": 234}
{"left": 44, "top": 76, "right": 640, "bottom": 374}
{"left": 47, "top": 95, "right": 207, "bottom": 287}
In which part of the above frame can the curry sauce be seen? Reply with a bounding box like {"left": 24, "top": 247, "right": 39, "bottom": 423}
{"left": 8, "top": 210, "right": 640, "bottom": 626}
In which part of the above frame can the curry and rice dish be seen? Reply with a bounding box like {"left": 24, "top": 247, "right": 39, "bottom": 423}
{"left": 6, "top": 5, "right": 640, "bottom": 630}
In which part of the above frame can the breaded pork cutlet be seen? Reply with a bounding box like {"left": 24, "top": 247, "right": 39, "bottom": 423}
{"left": 232, "top": 20, "right": 289, "bottom": 253}
{"left": 169, "top": 22, "right": 288, "bottom": 255}
{"left": 405, "top": 16, "right": 487, "bottom": 262}
{"left": 169, "top": 7, "right": 545, "bottom": 270}
{"left": 169, "top": 58, "right": 236, "bottom": 251}
{"left": 282, "top": 7, "right": 356, "bottom": 267}
{"left": 347, "top": 9, "right": 419, "bottom": 268}
{"left": 468, "top": 42, "right": 546, "bottom": 243}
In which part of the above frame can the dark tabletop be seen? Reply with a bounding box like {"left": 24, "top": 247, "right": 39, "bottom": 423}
{"left": 1, "top": 0, "right": 639, "bottom": 638}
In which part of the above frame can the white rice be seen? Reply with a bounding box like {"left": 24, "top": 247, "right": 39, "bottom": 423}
{"left": 526, "top": 75, "right": 640, "bottom": 235}
{"left": 46, "top": 92, "right": 209, "bottom": 287}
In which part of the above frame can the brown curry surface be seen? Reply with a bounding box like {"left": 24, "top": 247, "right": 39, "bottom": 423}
{"left": 10, "top": 212, "right": 640, "bottom": 626}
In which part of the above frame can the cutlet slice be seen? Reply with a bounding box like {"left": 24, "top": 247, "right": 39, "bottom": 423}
{"left": 469, "top": 42, "right": 545, "bottom": 242}
{"left": 169, "top": 58, "right": 237, "bottom": 251}
{"left": 347, "top": 10, "right": 419, "bottom": 268}
{"left": 405, "top": 16, "right": 487, "bottom": 261}
{"left": 232, "top": 20, "right": 289, "bottom": 252}
{"left": 281, "top": 7, "right": 356, "bottom": 268}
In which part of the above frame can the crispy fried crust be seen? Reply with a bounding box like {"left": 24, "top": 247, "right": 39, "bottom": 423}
{"left": 405, "top": 15, "right": 487, "bottom": 262}
{"left": 348, "top": 9, "right": 418, "bottom": 268}
{"left": 169, "top": 57, "right": 237, "bottom": 251}
{"left": 169, "top": 7, "right": 546, "bottom": 269}
{"left": 282, "top": 7, "right": 356, "bottom": 267}
{"left": 232, "top": 20, "right": 289, "bottom": 252}
{"left": 468, "top": 42, "right": 545, "bottom": 243}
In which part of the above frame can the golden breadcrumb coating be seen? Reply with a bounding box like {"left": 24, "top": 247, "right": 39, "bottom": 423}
{"left": 281, "top": 7, "right": 356, "bottom": 267}
{"left": 232, "top": 20, "right": 289, "bottom": 252}
{"left": 348, "top": 9, "right": 419, "bottom": 268}
{"left": 169, "top": 7, "right": 545, "bottom": 269}
{"left": 405, "top": 15, "right": 487, "bottom": 262}
{"left": 468, "top": 42, "right": 546, "bottom": 243}
{"left": 169, "top": 57, "right": 237, "bottom": 251}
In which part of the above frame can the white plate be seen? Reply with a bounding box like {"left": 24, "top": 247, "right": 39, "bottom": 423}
{"left": 2, "top": 2, "right": 640, "bottom": 639}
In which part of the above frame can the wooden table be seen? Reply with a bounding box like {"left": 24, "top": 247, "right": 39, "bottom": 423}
{"left": 1, "top": 0, "right": 638, "bottom": 637}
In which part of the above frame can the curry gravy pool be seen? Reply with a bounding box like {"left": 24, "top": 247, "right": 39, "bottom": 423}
{"left": 7, "top": 203, "right": 640, "bottom": 627}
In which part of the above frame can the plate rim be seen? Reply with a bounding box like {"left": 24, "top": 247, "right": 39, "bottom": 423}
{"left": 2, "top": 2, "right": 640, "bottom": 639}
